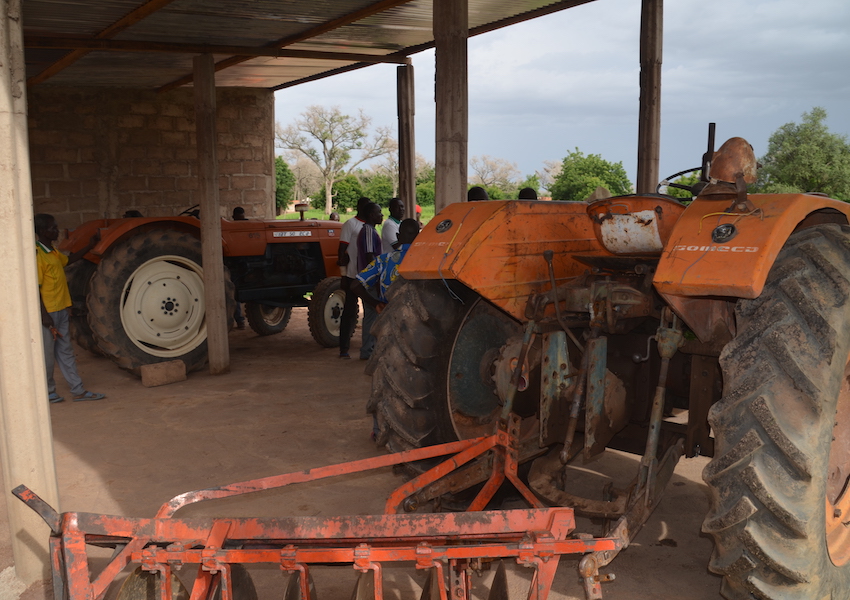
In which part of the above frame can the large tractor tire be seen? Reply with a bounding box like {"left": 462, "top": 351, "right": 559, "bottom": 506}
{"left": 308, "top": 276, "right": 356, "bottom": 348}
{"left": 703, "top": 223, "right": 850, "bottom": 599}
{"left": 64, "top": 259, "right": 103, "bottom": 355}
{"left": 369, "top": 279, "right": 526, "bottom": 454}
{"left": 87, "top": 229, "right": 234, "bottom": 375}
{"left": 244, "top": 302, "right": 292, "bottom": 336}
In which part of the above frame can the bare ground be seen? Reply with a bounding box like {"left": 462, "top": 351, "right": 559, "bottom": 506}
{"left": 0, "top": 307, "right": 722, "bottom": 599}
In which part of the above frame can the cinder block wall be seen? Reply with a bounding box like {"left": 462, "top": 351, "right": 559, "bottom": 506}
{"left": 27, "top": 87, "right": 274, "bottom": 228}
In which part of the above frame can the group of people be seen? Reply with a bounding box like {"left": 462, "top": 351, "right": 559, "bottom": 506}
{"left": 336, "top": 197, "right": 418, "bottom": 360}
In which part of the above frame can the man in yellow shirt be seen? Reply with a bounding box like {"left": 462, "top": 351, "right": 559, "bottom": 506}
{"left": 35, "top": 213, "right": 105, "bottom": 403}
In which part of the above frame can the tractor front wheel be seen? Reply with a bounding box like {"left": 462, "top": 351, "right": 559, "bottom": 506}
{"left": 308, "top": 276, "right": 352, "bottom": 348}
{"left": 704, "top": 223, "right": 850, "bottom": 599}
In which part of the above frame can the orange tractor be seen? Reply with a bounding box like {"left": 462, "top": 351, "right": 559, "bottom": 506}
{"left": 16, "top": 128, "right": 850, "bottom": 600}
{"left": 368, "top": 127, "right": 850, "bottom": 599}
{"left": 58, "top": 208, "right": 345, "bottom": 374}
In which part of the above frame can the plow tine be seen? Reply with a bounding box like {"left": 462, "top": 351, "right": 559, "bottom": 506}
{"left": 283, "top": 569, "right": 316, "bottom": 600}
{"left": 114, "top": 566, "right": 189, "bottom": 600}
{"left": 350, "top": 569, "right": 381, "bottom": 600}
{"left": 418, "top": 565, "right": 447, "bottom": 600}
{"left": 487, "top": 561, "right": 509, "bottom": 600}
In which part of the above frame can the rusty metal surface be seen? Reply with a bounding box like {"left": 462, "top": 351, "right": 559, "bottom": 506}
{"left": 15, "top": 440, "right": 622, "bottom": 600}
{"left": 22, "top": 0, "right": 594, "bottom": 89}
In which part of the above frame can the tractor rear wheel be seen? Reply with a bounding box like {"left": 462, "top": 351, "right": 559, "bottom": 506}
{"left": 65, "top": 259, "right": 102, "bottom": 355}
{"left": 369, "top": 279, "right": 526, "bottom": 453}
{"left": 244, "top": 302, "right": 292, "bottom": 336}
{"left": 87, "top": 229, "right": 234, "bottom": 375}
{"left": 703, "top": 223, "right": 850, "bottom": 599}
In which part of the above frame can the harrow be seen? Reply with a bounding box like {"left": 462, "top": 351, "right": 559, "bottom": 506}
{"left": 13, "top": 411, "right": 643, "bottom": 600}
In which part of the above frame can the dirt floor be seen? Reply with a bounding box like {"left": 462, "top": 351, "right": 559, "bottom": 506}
{"left": 0, "top": 308, "right": 724, "bottom": 599}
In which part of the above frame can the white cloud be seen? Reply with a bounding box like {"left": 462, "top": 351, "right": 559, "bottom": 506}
{"left": 274, "top": 0, "right": 850, "bottom": 184}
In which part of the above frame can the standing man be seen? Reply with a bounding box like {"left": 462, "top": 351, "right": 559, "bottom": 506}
{"left": 381, "top": 197, "right": 405, "bottom": 253}
{"left": 336, "top": 197, "right": 371, "bottom": 359}
{"left": 35, "top": 214, "right": 106, "bottom": 403}
{"left": 356, "top": 203, "right": 384, "bottom": 360}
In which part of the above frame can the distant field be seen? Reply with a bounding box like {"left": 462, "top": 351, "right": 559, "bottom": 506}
{"left": 278, "top": 204, "right": 437, "bottom": 226}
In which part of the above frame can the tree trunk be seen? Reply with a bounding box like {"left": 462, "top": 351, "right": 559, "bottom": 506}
{"left": 324, "top": 180, "right": 333, "bottom": 214}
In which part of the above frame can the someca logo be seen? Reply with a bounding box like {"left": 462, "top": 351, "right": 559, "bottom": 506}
{"left": 673, "top": 245, "right": 759, "bottom": 253}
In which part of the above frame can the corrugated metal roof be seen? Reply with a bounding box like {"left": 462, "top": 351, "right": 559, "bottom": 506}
{"left": 23, "top": 0, "right": 594, "bottom": 90}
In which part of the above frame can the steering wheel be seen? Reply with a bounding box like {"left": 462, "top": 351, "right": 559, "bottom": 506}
{"left": 179, "top": 204, "right": 200, "bottom": 218}
{"left": 656, "top": 166, "right": 705, "bottom": 196}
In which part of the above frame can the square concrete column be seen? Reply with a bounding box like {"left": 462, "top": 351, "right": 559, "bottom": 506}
{"left": 433, "top": 0, "right": 468, "bottom": 212}
{"left": 0, "top": 0, "right": 61, "bottom": 585}
{"left": 194, "top": 54, "right": 230, "bottom": 375}
{"left": 397, "top": 63, "right": 417, "bottom": 218}
{"left": 636, "top": 0, "right": 663, "bottom": 194}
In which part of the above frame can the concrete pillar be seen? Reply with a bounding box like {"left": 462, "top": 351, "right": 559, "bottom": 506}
{"left": 0, "top": 0, "right": 61, "bottom": 585}
{"left": 636, "top": 0, "right": 662, "bottom": 194}
{"left": 433, "top": 0, "right": 468, "bottom": 212}
{"left": 193, "top": 55, "right": 230, "bottom": 375}
{"left": 396, "top": 63, "right": 416, "bottom": 219}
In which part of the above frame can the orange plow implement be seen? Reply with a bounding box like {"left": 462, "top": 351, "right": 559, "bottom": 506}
{"left": 15, "top": 415, "right": 622, "bottom": 600}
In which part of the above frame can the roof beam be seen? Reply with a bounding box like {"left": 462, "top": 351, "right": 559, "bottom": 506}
{"left": 157, "top": 0, "right": 416, "bottom": 93}
{"left": 27, "top": 0, "right": 177, "bottom": 87}
{"left": 273, "top": 0, "right": 596, "bottom": 91}
{"left": 24, "top": 36, "right": 411, "bottom": 64}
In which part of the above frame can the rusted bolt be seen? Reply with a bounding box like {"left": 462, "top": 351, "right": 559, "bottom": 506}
{"left": 834, "top": 508, "right": 842, "bottom": 519}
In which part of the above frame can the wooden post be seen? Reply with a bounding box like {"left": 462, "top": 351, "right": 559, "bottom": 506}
{"left": 0, "top": 0, "right": 61, "bottom": 585}
{"left": 193, "top": 54, "right": 230, "bottom": 375}
{"left": 433, "top": 0, "right": 468, "bottom": 211}
{"left": 636, "top": 0, "right": 663, "bottom": 194}
{"left": 397, "top": 63, "right": 416, "bottom": 219}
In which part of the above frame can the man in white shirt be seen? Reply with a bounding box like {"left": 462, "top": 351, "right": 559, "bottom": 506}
{"left": 336, "top": 196, "right": 371, "bottom": 358}
{"left": 381, "top": 197, "right": 405, "bottom": 254}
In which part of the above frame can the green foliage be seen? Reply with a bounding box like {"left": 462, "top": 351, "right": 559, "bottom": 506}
{"left": 549, "top": 149, "right": 632, "bottom": 201}
{"left": 310, "top": 175, "right": 363, "bottom": 211}
{"left": 416, "top": 181, "right": 435, "bottom": 206}
{"left": 755, "top": 107, "right": 850, "bottom": 200}
{"left": 517, "top": 173, "right": 541, "bottom": 197}
{"left": 274, "top": 157, "right": 296, "bottom": 210}
{"left": 362, "top": 173, "right": 394, "bottom": 206}
{"left": 663, "top": 172, "right": 702, "bottom": 199}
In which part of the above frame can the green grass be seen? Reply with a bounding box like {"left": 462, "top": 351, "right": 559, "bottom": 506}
{"left": 278, "top": 205, "right": 438, "bottom": 226}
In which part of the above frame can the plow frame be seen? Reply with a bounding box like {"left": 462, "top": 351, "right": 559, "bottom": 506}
{"left": 15, "top": 415, "right": 622, "bottom": 600}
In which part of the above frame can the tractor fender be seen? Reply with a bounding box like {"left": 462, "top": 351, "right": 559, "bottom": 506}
{"left": 399, "top": 200, "right": 610, "bottom": 321}
{"left": 654, "top": 193, "right": 850, "bottom": 298}
{"left": 654, "top": 193, "right": 850, "bottom": 342}
{"left": 59, "top": 217, "right": 204, "bottom": 263}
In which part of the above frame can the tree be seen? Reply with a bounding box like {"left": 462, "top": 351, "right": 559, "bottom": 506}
{"left": 469, "top": 155, "right": 521, "bottom": 197}
{"left": 415, "top": 155, "right": 436, "bottom": 206}
{"left": 756, "top": 107, "right": 850, "bottom": 200}
{"left": 549, "top": 149, "right": 632, "bottom": 201}
{"left": 361, "top": 172, "right": 394, "bottom": 206}
{"left": 274, "top": 156, "right": 296, "bottom": 212}
{"left": 275, "top": 106, "right": 394, "bottom": 214}
{"left": 310, "top": 174, "right": 363, "bottom": 210}
{"left": 285, "top": 152, "right": 322, "bottom": 203}
{"left": 536, "top": 160, "right": 562, "bottom": 194}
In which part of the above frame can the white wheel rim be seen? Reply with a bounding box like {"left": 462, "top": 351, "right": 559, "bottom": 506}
{"left": 323, "top": 290, "right": 345, "bottom": 337}
{"left": 260, "top": 305, "right": 287, "bottom": 324}
{"left": 120, "top": 255, "right": 206, "bottom": 357}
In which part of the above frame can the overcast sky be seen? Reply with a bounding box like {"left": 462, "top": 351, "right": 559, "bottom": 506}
{"left": 273, "top": 0, "right": 850, "bottom": 188}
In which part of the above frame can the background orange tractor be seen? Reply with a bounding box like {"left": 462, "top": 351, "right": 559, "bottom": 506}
{"left": 368, "top": 125, "right": 850, "bottom": 598}
{"left": 59, "top": 207, "right": 344, "bottom": 374}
